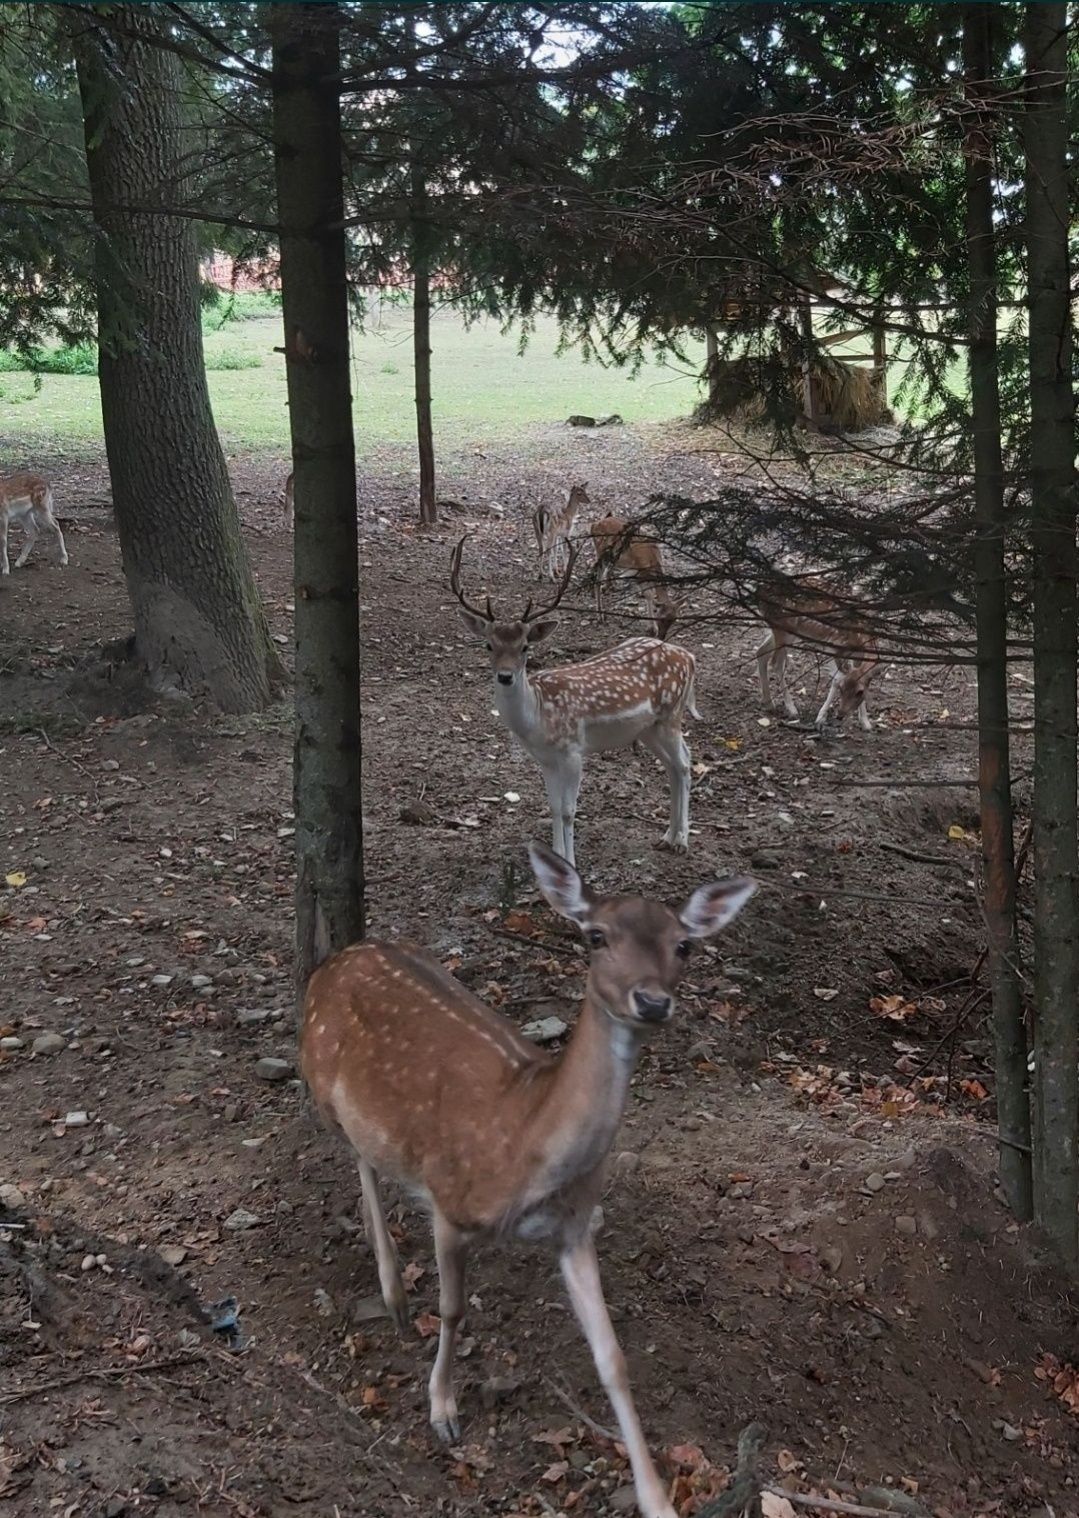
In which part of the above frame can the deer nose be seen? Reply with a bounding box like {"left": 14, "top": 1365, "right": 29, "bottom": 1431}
{"left": 497, "top": 672, "right": 514, "bottom": 686}
{"left": 632, "top": 988, "right": 673, "bottom": 1024}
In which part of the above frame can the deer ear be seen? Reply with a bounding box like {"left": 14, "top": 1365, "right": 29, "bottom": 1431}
{"left": 528, "top": 842, "right": 593, "bottom": 925}
{"left": 459, "top": 609, "right": 491, "bottom": 640}
{"left": 679, "top": 876, "right": 757, "bottom": 938}
{"left": 526, "top": 617, "right": 558, "bottom": 644}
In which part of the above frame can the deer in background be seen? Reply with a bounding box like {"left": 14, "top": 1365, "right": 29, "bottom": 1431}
{"left": 754, "top": 576, "right": 881, "bottom": 731}
{"left": 283, "top": 470, "right": 294, "bottom": 531}
{"left": 533, "top": 482, "right": 589, "bottom": 581}
{"left": 591, "top": 514, "right": 677, "bottom": 640}
{"left": 301, "top": 841, "right": 756, "bottom": 1518}
{"left": 451, "top": 537, "right": 699, "bottom": 863}
{"left": 0, "top": 472, "right": 68, "bottom": 575}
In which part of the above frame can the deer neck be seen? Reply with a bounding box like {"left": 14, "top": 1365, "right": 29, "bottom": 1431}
{"left": 524, "top": 988, "right": 643, "bottom": 1196}
{"left": 494, "top": 668, "right": 543, "bottom": 741}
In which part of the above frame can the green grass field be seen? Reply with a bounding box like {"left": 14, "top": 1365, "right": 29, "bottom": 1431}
{"left": 0, "top": 301, "right": 707, "bottom": 458}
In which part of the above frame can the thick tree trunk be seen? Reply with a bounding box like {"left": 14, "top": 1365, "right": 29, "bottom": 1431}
{"left": 412, "top": 157, "right": 437, "bottom": 526}
{"left": 964, "top": 2, "right": 1032, "bottom": 1220}
{"left": 72, "top": 7, "right": 282, "bottom": 713}
{"left": 271, "top": 4, "right": 364, "bottom": 998}
{"left": 1024, "top": 1, "right": 1077, "bottom": 1268}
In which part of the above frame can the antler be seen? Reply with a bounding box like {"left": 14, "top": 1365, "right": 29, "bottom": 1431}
{"left": 449, "top": 535, "right": 494, "bottom": 623}
{"left": 522, "top": 541, "right": 577, "bottom": 623}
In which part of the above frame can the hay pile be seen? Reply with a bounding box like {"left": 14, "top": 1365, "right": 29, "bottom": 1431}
{"left": 697, "top": 354, "right": 890, "bottom": 433}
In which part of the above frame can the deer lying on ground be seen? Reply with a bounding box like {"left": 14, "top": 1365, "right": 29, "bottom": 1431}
{"left": 754, "top": 577, "right": 881, "bottom": 731}
{"left": 301, "top": 841, "right": 756, "bottom": 1518}
{"left": 451, "top": 537, "right": 699, "bottom": 863}
{"left": 283, "top": 470, "right": 294, "bottom": 531}
{"left": 0, "top": 473, "right": 68, "bottom": 575}
{"left": 533, "top": 482, "right": 589, "bottom": 581}
{"left": 591, "top": 514, "right": 677, "bottom": 640}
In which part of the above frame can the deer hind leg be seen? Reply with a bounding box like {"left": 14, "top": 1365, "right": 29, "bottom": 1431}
{"left": 772, "top": 645, "right": 800, "bottom": 719}
{"left": 1, "top": 512, "right": 11, "bottom": 575}
{"left": 640, "top": 726, "right": 690, "bottom": 852}
{"left": 42, "top": 497, "right": 68, "bottom": 567}
{"left": 755, "top": 631, "right": 776, "bottom": 707}
{"left": 560, "top": 1237, "right": 676, "bottom": 1518}
{"left": 357, "top": 1160, "right": 409, "bottom": 1333}
{"left": 13, "top": 513, "right": 38, "bottom": 569}
{"left": 813, "top": 658, "right": 843, "bottom": 730}
{"left": 428, "top": 1208, "right": 470, "bottom": 1443}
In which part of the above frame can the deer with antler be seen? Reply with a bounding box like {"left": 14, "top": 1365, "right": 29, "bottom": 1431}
{"left": 754, "top": 576, "right": 881, "bottom": 731}
{"left": 451, "top": 537, "right": 699, "bottom": 864}
{"left": 301, "top": 841, "right": 756, "bottom": 1518}
{"left": 533, "top": 482, "right": 589, "bottom": 581}
{"left": 591, "top": 514, "right": 677, "bottom": 640}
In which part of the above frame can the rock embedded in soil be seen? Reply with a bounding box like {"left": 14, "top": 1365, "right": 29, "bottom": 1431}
{"left": 895, "top": 1214, "right": 918, "bottom": 1236}
{"left": 0, "top": 1036, "right": 25, "bottom": 1051}
{"left": 223, "top": 1207, "right": 260, "bottom": 1232}
{"left": 31, "top": 1032, "right": 66, "bottom": 1056}
{"left": 522, "top": 1015, "right": 567, "bottom": 1044}
{"left": 159, "top": 1245, "right": 188, "bottom": 1266}
{"left": 0, "top": 1183, "right": 27, "bottom": 1209}
{"left": 864, "top": 1171, "right": 887, "bottom": 1193}
{"left": 254, "top": 1056, "right": 293, "bottom": 1082}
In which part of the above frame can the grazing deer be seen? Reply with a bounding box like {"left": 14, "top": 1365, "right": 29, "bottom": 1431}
{"left": 533, "top": 482, "right": 589, "bottom": 581}
{"left": 283, "top": 470, "right": 294, "bottom": 531}
{"left": 451, "top": 537, "right": 699, "bottom": 864}
{"left": 301, "top": 842, "right": 756, "bottom": 1518}
{"left": 0, "top": 472, "right": 68, "bottom": 576}
{"left": 591, "top": 514, "right": 677, "bottom": 640}
{"left": 754, "top": 577, "right": 881, "bottom": 731}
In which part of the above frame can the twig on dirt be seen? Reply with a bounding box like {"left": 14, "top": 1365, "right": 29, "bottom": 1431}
{"left": 0, "top": 1351, "right": 210, "bottom": 1405}
{"left": 878, "top": 841, "right": 963, "bottom": 868}
{"left": 544, "top": 1375, "right": 618, "bottom": 1443}
{"left": 37, "top": 727, "right": 101, "bottom": 800}
{"left": 697, "top": 1421, "right": 767, "bottom": 1517}
{"left": 829, "top": 777, "right": 979, "bottom": 788}
{"left": 764, "top": 1490, "right": 926, "bottom": 1518}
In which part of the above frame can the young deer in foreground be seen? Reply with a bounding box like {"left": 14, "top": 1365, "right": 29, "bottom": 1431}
{"left": 0, "top": 472, "right": 68, "bottom": 575}
{"left": 533, "top": 482, "right": 589, "bottom": 581}
{"left": 451, "top": 537, "right": 699, "bottom": 864}
{"left": 591, "top": 514, "right": 678, "bottom": 640}
{"left": 754, "top": 577, "right": 881, "bottom": 731}
{"left": 301, "top": 842, "right": 756, "bottom": 1518}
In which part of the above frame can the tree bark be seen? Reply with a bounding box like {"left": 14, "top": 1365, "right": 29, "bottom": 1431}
{"left": 412, "top": 155, "right": 437, "bottom": 526}
{"left": 964, "top": 2, "right": 1032, "bottom": 1220}
{"left": 72, "top": 7, "right": 282, "bottom": 713}
{"left": 1024, "top": 1, "right": 1077, "bottom": 1268}
{"left": 271, "top": 3, "right": 364, "bottom": 999}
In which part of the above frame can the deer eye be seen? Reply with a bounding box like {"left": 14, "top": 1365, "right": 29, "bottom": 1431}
{"left": 588, "top": 929, "right": 606, "bottom": 949}
{"left": 676, "top": 939, "right": 692, "bottom": 960}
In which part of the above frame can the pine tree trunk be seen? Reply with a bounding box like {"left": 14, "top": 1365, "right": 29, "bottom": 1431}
{"left": 72, "top": 7, "right": 283, "bottom": 713}
{"left": 964, "top": 2, "right": 1032, "bottom": 1220}
{"left": 1024, "top": 0, "right": 1077, "bottom": 1268}
{"left": 271, "top": 3, "right": 364, "bottom": 998}
{"left": 412, "top": 157, "right": 437, "bottom": 526}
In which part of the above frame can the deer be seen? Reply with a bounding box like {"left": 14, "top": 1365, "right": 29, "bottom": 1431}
{"left": 754, "top": 576, "right": 881, "bottom": 732}
{"left": 283, "top": 470, "right": 294, "bottom": 531}
{"left": 301, "top": 841, "right": 757, "bottom": 1518}
{"left": 450, "top": 536, "right": 699, "bottom": 865}
{"left": 533, "top": 482, "right": 589, "bottom": 581}
{"left": 591, "top": 513, "right": 678, "bottom": 640}
{"left": 0, "top": 472, "right": 68, "bottom": 576}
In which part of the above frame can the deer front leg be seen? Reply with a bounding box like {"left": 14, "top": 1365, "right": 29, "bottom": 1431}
{"left": 429, "top": 1209, "right": 470, "bottom": 1443}
{"left": 755, "top": 632, "right": 778, "bottom": 709}
{"left": 640, "top": 727, "right": 690, "bottom": 852}
{"left": 560, "top": 1238, "right": 675, "bottom": 1518}
{"left": 0, "top": 514, "right": 10, "bottom": 575}
{"left": 814, "top": 666, "right": 844, "bottom": 730}
{"left": 773, "top": 646, "right": 799, "bottom": 719}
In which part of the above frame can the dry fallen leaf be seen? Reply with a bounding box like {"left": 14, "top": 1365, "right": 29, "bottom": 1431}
{"left": 540, "top": 1461, "right": 569, "bottom": 1484}
{"left": 4, "top": 872, "right": 26, "bottom": 889}
{"left": 761, "top": 1495, "right": 797, "bottom": 1518}
{"left": 813, "top": 987, "right": 839, "bottom": 1002}
{"left": 414, "top": 1311, "right": 441, "bottom": 1338}
{"left": 869, "top": 993, "right": 919, "bottom": 1022}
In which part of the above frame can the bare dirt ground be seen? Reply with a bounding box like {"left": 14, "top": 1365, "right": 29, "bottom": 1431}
{"left": 1, "top": 420, "right": 1074, "bottom": 1518}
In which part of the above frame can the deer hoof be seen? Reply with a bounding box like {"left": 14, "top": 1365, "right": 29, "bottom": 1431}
{"left": 430, "top": 1407, "right": 461, "bottom": 1445}
{"left": 661, "top": 831, "right": 689, "bottom": 854}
